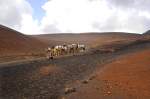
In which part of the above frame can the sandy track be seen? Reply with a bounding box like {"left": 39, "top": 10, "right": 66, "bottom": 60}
{"left": 0, "top": 42, "right": 150, "bottom": 99}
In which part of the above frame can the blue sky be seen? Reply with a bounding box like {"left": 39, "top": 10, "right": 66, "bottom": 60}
{"left": 27, "top": 0, "right": 47, "bottom": 20}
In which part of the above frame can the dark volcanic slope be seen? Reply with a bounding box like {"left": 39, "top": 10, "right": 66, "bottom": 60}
{"left": 0, "top": 25, "right": 48, "bottom": 56}
{"left": 0, "top": 41, "right": 150, "bottom": 99}
{"left": 144, "top": 30, "right": 150, "bottom": 35}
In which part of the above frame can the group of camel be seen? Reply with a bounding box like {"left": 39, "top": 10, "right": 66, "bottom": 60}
{"left": 46, "top": 44, "right": 86, "bottom": 59}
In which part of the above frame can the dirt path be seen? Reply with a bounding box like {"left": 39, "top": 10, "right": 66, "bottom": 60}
{"left": 0, "top": 42, "right": 150, "bottom": 99}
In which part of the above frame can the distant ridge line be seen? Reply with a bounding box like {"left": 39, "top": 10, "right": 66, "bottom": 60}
{"left": 0, "top": 24, "right": 23, "bottom": 35}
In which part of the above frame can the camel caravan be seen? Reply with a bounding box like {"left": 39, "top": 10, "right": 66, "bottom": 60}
{"left": 46, "top": 44, "right": 86, "bottom": 59}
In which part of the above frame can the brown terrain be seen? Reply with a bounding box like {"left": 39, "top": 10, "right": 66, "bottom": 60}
{"left": 33, "top": 32, "right": 143, "bottom": 48}
{"left": 0, "top": 24, "right": 150, "bottom": 99}
{"left": 0, "top": 25, "right": 49, "bottom": 54}
{"left": 0, "top": 25, "right": 49, "bottom": 62}
{"left": 64, "top": 46, "right": 150, "bottom": 99}
{"left": 0, "top": 24, "right": 146, "bottom": 63}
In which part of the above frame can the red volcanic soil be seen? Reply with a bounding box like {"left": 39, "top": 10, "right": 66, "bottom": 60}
{"left": 64, "top": 48, "right": 150, "bottom": 99}
{"left": 99, "top": 49, "right": 150, "bottom": 97}
{"left": 0, "top": 25, "right": 49, "bottom": 62}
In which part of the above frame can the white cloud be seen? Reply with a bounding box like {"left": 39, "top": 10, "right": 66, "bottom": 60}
{"left": 93, "top": 9, "right": 150, "bottom": 33}
{"left": 40, "top": 0, "right": 113, "bottom": 33}
{"left": 0, "top": 0, "right": 150, "bottom": 34}
{"left": 0, "top": 0, "right": 32, "bottom": 29}
{"left": 106, "top": 0, "right": 150, "bottom": 11}
{"left": 20, "top": 14, "right": 41, "bottom": 35}
{"left": 39, "top": 0, "right": 150, "bottom": 34}
{"left": 0, "top": 0, "right": 42, "bottom": 35}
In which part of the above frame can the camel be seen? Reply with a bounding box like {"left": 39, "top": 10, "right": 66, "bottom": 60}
{"left": 46, "top": 44, "right": 86, "bottom": 59}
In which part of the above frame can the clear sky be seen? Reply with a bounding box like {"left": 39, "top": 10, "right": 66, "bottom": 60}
{"left": 27, "top": 0, "right": 46, "bottom": 20}
{"left": 0, "top": 0, "right": 150, "bottom": 34}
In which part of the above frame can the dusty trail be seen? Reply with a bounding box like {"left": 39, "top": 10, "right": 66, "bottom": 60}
{"left": 0, "top": 42, "right": 150, "bottom": 99}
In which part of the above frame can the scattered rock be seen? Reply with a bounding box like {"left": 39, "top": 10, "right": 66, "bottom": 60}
{"left": 95, "top": 87, "right": 100, "bottom": 90}
{"left": 22, "top": 96, "right": 27, "bottom": 99}
{"left": 95, "top": 87, "right": 99, "bottom": 90}
{"left": 104, "top": 91, "right": 112, "bottom": 96}
{"left": 65, "top": 87, "right": 76, "bottom": 94}
{"left": 107, "top": 91, "right": 111, "bottom": 95}
{"left": 114, "top": 83, "right": 118, "bottom": 86}
{"left": 89, "top": 75, "right": 96, "bottom": 80}
{"left": 61, "top": 96, "right": 65, "bottom": 99}
{"left": 82, "top": 80, "right": 89, "bottom": 84}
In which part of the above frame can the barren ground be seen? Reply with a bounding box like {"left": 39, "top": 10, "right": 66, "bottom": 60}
{"left": 64, "top": 43, "right": 150, "bottom": 99}
{"left": 1, "top": 25, "right": 150, "bottom": 99}
{"left": 0, "top": 41, "right": 150, "bottom": 99}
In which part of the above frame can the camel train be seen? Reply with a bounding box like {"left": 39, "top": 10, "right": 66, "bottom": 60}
{"left": 46, "top": 44, "right": 86, "bottom": 59}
